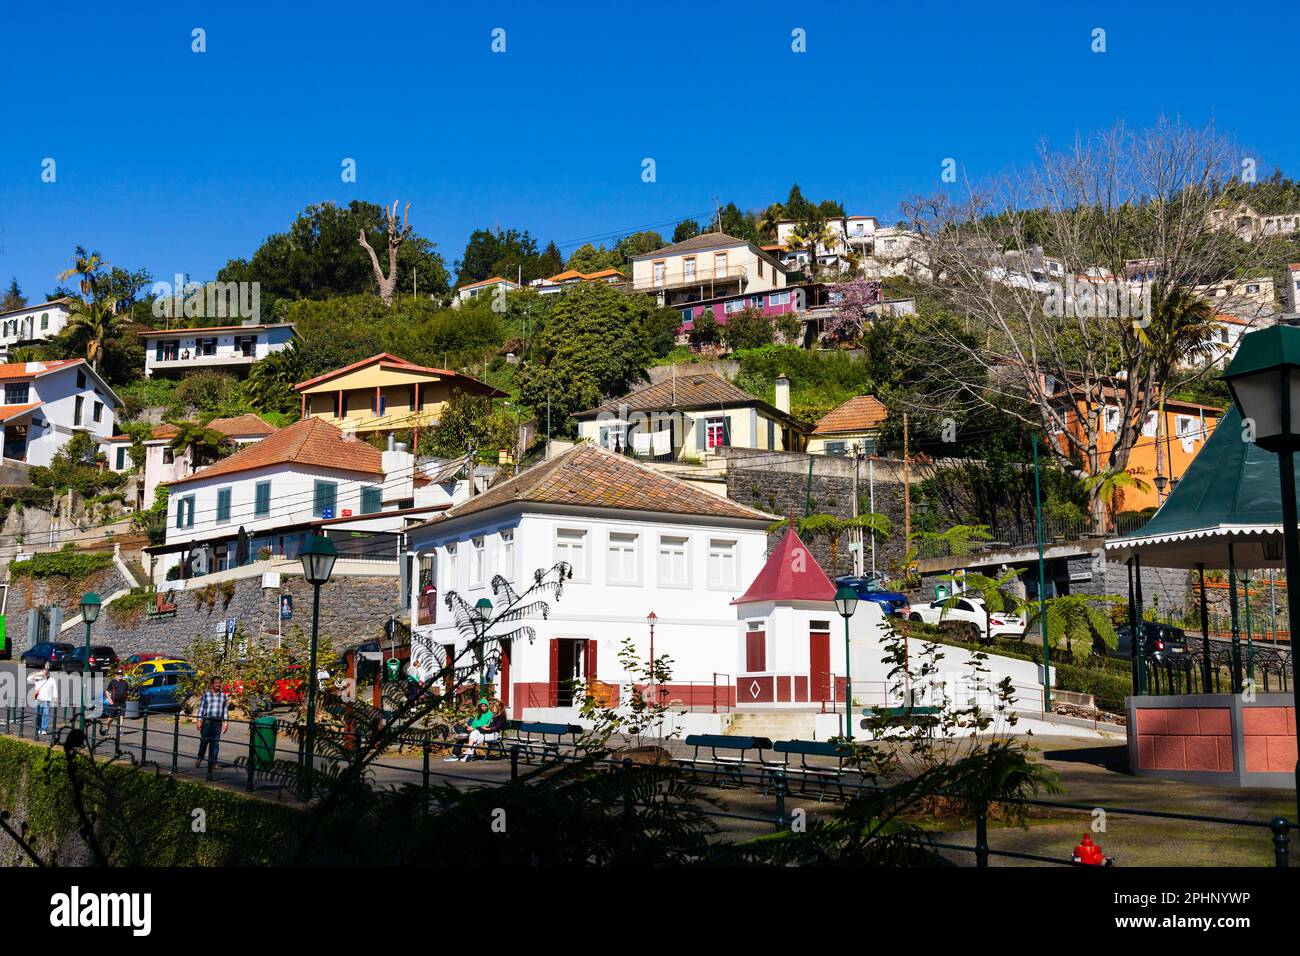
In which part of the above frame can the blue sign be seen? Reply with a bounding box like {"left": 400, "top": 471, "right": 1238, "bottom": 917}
{"left": 226, "top": 618, "right": 237, "bottom": 638}
{"left": 321, "top": 507, "right": 334, "bottom": 520}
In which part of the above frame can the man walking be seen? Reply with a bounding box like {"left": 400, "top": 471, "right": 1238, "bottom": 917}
{"left": 194, "top": 676, "right": 229, "bottom": 780}
{"left": 28, "top": 663, "right": 58, "bottom": 737}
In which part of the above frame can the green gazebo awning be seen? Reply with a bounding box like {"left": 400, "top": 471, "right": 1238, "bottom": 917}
{"left": 1104, "top": 406, "right": 1298, "bottom": 568}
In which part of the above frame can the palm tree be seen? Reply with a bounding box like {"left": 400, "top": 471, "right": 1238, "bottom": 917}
{"left": 57, "top": 246, "right": 109, "bottom": 299}
{"left": 1081, "top": 469, "right": 1150, "bottom": 531}
{"left": 1024, "top": 594, "right": 1122, "bottom": 659}
{"left": 245, "top": 343, "right": 305, "bottom": 415}
{"left": 786, "top": 219, "right": 835, "bottom": 277}
{"left": 65, "top": 296, "right": 121, "bottom": 370}
{"left": 767, "top": 512, "right": 893, "bottom": 577}
{"left": 167, "top": 421, "right": 232, "bottom": 472}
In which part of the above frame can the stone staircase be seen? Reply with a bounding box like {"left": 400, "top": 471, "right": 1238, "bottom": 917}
{"left": 726, "top": 709, "right": 826, "bottom": 741}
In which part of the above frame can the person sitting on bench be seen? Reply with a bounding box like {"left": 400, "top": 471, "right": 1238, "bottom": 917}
{"left": 445, "top": 698, "right": 491, "bottom": 761}
{"left": 462, "top": 699, "right": 506, "bottom": 761}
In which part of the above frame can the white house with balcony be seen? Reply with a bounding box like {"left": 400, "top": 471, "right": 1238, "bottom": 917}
{"left": 141, "top": 322, "right": 300, "bottom": 378}
{"left": 148, "top": 417, "right": 455, "bottom": 582}
{"left": 631, "top": 232, "right": 788, "bottom": 308}
{"left": 0, "top": 298, "right": 74, "bottom": 357}
{"left": 0, "top": 358, "right": 120, "bottom": 467}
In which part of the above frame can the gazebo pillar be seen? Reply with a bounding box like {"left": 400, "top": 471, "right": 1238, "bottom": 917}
{"left": 1243, "top": 570, "right": 1255, "bottom": 683}
{"left": 1197, "top": 564, "right": 1212, "bottom": 691}
{"left": 1227, "top": 541, "right": 1243, "bottom": 694}
{"left": 1126, "top": 558, "right": 1140, "bottom": 696}
{"left": 1134, "top": 555, "right": 1145, "bottom": 695}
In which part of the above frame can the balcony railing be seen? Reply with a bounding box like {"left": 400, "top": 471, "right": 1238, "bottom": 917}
{"left": 632, "top": 265, "right": 750, "bottom": 293}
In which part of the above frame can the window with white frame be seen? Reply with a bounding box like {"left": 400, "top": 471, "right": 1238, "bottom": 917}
{"left": 470, "top": 536, "right": 485, "bottom": 585}
{"left": 443, "top": 543, "right": 457, "bottom": 590}
{"left": 1102, "top": 407, "right": 1122, "bottom": 433}
{"left": 598, "top": 420, "right": 626, "bottom": 451}
{"left": 768, "top": 291, "right": 791, "bottom": 307}
{"left": 657, "top": 535, "right": 689, "bottom": 587}
{"left": 714, "top": 252, "right": 728, "bottom": 277}
{"left": 1142, "top": 412, "right": 1158, "bottom": 437}
{"left": 1175, "top": 415, "right": 1200, "bottom": 439}
{"left": 707, "top": 539, "right": 737, "bottom": 588}
{"left": 606, "top": 532, "right": 639, "bottom": 585}
{"left": 555, "top": 528, "right": 588, "bottom": 579}
{"left": 499, "top": 529, "right": 514, "bottom": 578}
{"left": 724, "top": 298, "right": 746, "bottom": 313}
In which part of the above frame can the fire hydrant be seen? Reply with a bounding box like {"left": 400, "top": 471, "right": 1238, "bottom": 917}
{"left": 1072, "top": 834, "right": 1113, "bottom": 866}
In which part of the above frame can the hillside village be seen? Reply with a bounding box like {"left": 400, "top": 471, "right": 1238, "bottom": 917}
{"left": 2, "top": 156, "right": 1300, "bottom": 732}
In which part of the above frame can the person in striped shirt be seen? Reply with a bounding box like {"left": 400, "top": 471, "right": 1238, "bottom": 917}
{"left": 194, "top": 676, "right": 230, "bottom": 779}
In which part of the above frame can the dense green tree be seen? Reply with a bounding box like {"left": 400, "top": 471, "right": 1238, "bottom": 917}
{"left": 427, "top": 391, "right": 517, "bottom": 460}
{"left": 245, "top": 344, "right": 307, "bottom": 415}
{"left": 613, "top": 230, "right": 664, "bottom": 262}
{"left": 217, "top": 201, "right": 451, "bottom": 316}
{"left": 565, "top": 243, "right": 622, "bottom": 274}
{"left": 720, "top": 307, "right": 774, "bottom": 351}
{"left": 455, "top": 227, "right": 560, "bottom": 285}
{"left": 516, "top": 283, "right": 667, "bottom": 436}
{"left": 672, "top": 219, "right": 700, "bottom": 243}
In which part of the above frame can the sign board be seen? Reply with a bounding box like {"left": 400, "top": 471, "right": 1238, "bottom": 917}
{"left": 342, "top": 508, "right": 353, "bottom": 518}
{"left": 215, "top": 621, "right": 227, "bottom": 636}
{"left": 280, "top": 595, "right": 293, "bottom": 620}
{"left": 226, "top": 619, "right": 237, "bottom": 638}
{"left": 1069, "top": 570, "right": 1093, "bottom": 583}
{"left": 261, "top": 571, "right": 281, "bottom": 589}
{"left": 384, "top": 658, "right": 401, "bottom": 681}
{"left": 0, "top": 614, "right": 6, "bottom": 653}
{"left": 321, "top": 507, "right": 334, "bottom": 520}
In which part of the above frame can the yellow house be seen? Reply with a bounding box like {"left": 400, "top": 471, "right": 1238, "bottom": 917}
{"left": 806, "top": 395, "right": 888, "bottom": 456}
{"left": 293, "top": 353, "right": 504, "bottom": 445}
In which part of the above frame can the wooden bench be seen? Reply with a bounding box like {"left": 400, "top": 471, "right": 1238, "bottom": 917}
{"left": 861, "top": 706, "right": 943, "bottom": 737}
{"left": 764, "top": 739, "right": 854, "bottom": 802}
{"left": 680, "top": 734, "right": 772, "bottom": 788}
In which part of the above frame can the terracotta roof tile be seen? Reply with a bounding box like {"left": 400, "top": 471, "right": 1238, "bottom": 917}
{"left": 168, "top": 417, "right": 381, "bottom": 486}
{"left": 0, "top": 402, "right": 42, "bottom": 424}
{"left": 0, "top": 359, "right": 82, "bottom": 381}
{"left": 207, "top": 413, "right": 277, "bottom": 438}
{"left": 421, "top": 444, "right": 776, "bottom": 525}
{"left": 812, "top": 395, "right": 888, "bottom": 435}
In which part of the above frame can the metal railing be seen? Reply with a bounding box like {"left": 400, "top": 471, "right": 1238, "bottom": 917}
{"left": 3, "top": 702, "right": 1292, "bottom": 867}
{"left": 914, "top": 513, "right": 1149, "bottom": 560}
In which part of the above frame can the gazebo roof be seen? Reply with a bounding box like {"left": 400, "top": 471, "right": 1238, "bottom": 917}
{"left": 1104, "top": 406, "right": 1298, "bottom": 568}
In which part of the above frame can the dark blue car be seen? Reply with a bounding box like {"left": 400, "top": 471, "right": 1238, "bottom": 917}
{"left": 834, "top": 576, "right": 911, "bottom": 617}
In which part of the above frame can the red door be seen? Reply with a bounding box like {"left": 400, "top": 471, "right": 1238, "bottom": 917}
{"left": 548, "top": 638, "right": 560, "bottom": 707}
{"left": 809, "top": 631, "right": 831, "bottom": 704}
{"left": 500, "top": 639, "right": 511, "bottom": 709}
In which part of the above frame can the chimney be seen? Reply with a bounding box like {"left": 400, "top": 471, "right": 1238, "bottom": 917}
{"left": 774, "top": 375, "right": 791, "bottom": 415}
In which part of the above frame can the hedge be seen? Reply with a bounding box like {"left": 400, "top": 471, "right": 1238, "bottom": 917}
{"left": 9, "top": 550, "right": 116, "bottom": 580}
{"left": 0, "top": 735, "right": 303, "bottom": 865}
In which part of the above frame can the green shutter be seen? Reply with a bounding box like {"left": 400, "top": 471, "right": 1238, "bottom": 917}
{"left": 723, "top": 416, "right": 732, "bottom": 447}
{"left": 361, "top": 486, "right": 381, "bottom": 514}
{"left": 185, "top": 496, "right": 195, "bottom": 528}
{"left": 255, "top": 481, "right": 271, "bottom": 517}
{"left": 216, "top": 488, "right": 231, "bottom": 523}
{"left": 695, "top": 417, "right": 706, "bottom": 450}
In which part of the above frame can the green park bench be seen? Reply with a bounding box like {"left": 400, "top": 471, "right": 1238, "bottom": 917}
{"left": 681, "top": 734, "right": 772, "bottom": 788}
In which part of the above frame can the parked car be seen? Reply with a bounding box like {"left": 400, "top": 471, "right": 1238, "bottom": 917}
{"left": 124, "top": 652, "right": 164, "bottom": 668}
{"left": 834, "top": 576, "right": 911, "bottom": 617}
{"left": 128, "top": 659, "right": 195, "bottom": 712}
{"left": 909, "top": 595, "right": 1026, "bottom": 640}
{"left": 62, "top": 645, "right": 119, "bottom": 673}
{"left": 1113, "top": 622, "right": 1189, "bottom": 665}
{"left": 20, "top": 642, "right": 76, "bottom": 669}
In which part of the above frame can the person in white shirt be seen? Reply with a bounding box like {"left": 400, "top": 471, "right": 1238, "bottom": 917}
{"left": 27, "top": 663, "right": 59, "bottom": 736}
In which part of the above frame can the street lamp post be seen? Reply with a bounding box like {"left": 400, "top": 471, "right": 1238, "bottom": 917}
{"left": 1222, "top": 325, "right": 1300, "bottom": 825}
{"left": 78, "top": 592, "right": 101, "bottom": 733}
{"left": 474, "top": 598, "right": 493, "bottom": 690}
{"left": 298, "top": 535, "right": 337, "bottom": 800}
{"left": 646, "top": 611, "right": 658, "bottom": 736}
{"left": 833, "top": 586, "right": 858, "bottom": 741}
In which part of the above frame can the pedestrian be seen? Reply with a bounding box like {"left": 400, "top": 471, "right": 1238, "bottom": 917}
{"left": 444, "top": 698, "right": 491, "bottom": 761}
{"left": 102, "top": 669, "right": 129, "bottom": 732}
{"left": 194, "top": 676, "right": 229, "bottom": 779}
{"left": 28, "top": 663, "right": 58, "bottom": 737}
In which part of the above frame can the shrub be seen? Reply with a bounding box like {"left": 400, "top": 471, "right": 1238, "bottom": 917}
{"left": 9, "top": 549, "right": 115, "bottom": 579}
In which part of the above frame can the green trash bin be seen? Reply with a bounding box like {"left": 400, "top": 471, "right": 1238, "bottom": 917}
{"left": 251, "top": 715, "right": 278, "bottom": 771}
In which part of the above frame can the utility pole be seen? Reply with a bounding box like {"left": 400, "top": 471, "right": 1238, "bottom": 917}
{"left": 902, "top": 413, "right": 911, "bottom": 559}
{"left": 851, "top": 445, "right": 862, "bottom": 577}
{"left": 868, "top": 455, "right": 877, "bottom": 576}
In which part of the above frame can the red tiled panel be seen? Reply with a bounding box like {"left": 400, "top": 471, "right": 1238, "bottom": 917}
{"left": 1217, "top": 736, "right": 1236, "bottom": 771}
{"left": 1184, "top": 736, "right": 1220, "bottom": 771}
{"left": 1244, "top": 735, "right": 1270, "bottom": 772}
{"left": 1165, "top": 709, "right": 1199, "bottom": 736}
{"left": 1243, "top": 707, "right": 1289, "bottom": 736}
{"left": 1288, "top": 708, "right": 1297, "bottom": 736}
{"left": 1137, "top": 735, "right": 1156, "bottom": 768}
{"left": 1196, "top": 708, "right": 1231, "bottom": 736}
{"left": 1152, "top": 736, "right": 1187, "bottom": 770}
{"left": 793, "top": 676, "right": 808, "bottom": 703}
{"left": 776, "top": 676, "right": 791, "bottom": 703}
{"left": 739, "top": 676, "right": 774, "bottom": 704}
{"left": 1266, "top": 736, "right": 1298, "bottom": 772}
{"left": 1135, "top": 708, "right": 1169, "bottom": 735}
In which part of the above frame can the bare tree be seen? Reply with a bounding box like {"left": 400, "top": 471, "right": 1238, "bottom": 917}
{"left": 358, "top": 200, "right": 412, "bottom": 306}
{"left": 894, "top": 118, "right": 1276, "bottom": 530}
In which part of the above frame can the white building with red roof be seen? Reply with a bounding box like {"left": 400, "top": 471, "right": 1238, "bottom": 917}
{"left": 0, "top": 358, "right": 120, "bottom": 467}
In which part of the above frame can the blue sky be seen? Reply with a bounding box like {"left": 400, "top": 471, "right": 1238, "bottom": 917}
{"left": 2, "top": 0, "right": 1296, "bottom": 296}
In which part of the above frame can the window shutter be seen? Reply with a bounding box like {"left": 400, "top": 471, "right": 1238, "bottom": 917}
{"left": 216, "top": 488, "right": 231, "bottom": 523}
{"left": 584, "top": 640, "right": 598, "bottom": 684}
{"left": 255, "top": 482, "right": 271, "bottom": 517}
{"left": 723, "top": 416, "right": 733, "bottom": 446}
{"left": 695, "top": 418, "right": 706, "bottom": 450}
{"left": 362, "top": 486, "right": 381, "bottom": 514}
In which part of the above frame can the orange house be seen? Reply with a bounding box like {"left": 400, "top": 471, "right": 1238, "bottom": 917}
{"left": 1050, "top": 389, "right": 1221, "bottom": 513}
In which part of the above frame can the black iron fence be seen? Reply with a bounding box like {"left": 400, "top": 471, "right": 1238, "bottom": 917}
{"left": 1139, "top": 642, "right": 1293, "bottom": 696}
{"left": 3, "top": 703, "right": 1293, "bottom": 867}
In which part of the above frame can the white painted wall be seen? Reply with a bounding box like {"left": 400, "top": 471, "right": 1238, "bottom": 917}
{"left": 4, "top": 364, "right": 118, "bottom": 467}
{"left": 143, "top": 325, "right": 297, "bottom": 376}
{"left": 0, "top": 302, "right": 71, "bottom": 348}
